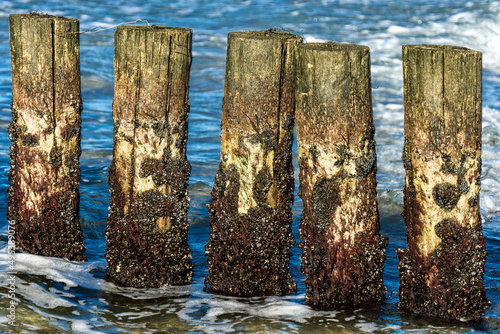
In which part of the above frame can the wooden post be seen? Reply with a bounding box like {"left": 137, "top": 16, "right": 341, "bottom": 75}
{"left": 205, "top": 30, "right": 302, "bottom": 296}
{"left": 8, "top": 13, "right": 86, "bottom": 261}
{"left": 105, "top": 25, "right": 193, "bottom": 288}
{"left": 295, "top": 43, "right": 387, "bottom": 309}
{"left": 397, "top": 45, "right": 489, "bottom": 321}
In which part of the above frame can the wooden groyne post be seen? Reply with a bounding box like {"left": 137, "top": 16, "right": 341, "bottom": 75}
{"left": 8, "top": 13, "right": 86, "bottom": 261}
{"left": 397, "top": 45, "right": 489, "bottom": 321}
{"left": 105, "top": 25, "right": 193, "bottom": 288}
{"left": 295, "top": 43, "right": 387, "bottom": 309}
{"left": 205, "top": 30, "right": 302, "bottom": 296}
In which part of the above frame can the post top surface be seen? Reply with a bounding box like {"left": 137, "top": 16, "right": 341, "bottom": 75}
{"left": 299, "top": 42, "right": 369, "bottom": 52}
{"left": 10, "top": 12, "right": 78, "bottom": 23}
{"left": 404, "top": 44, "right": 481, "bottom": 55}
{"left": 116, "top": 25, "right": 192, "bottom": 33}
{"left": 228, "top": 30, "right": 302, "bottom": 42}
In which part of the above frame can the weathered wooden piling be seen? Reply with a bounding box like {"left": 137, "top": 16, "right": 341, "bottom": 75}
{"left": 8, "top": 13, "right": 86, "bottom": 261}
{"left": 397, "top": 45, "right": 489, "bottom": 321}
{"left": 295, "top": 43, "right": 387, "bottom": 309}
{"left": 105, "top": 25, "right": 193, "bottom": 288}
{"left": 205, "top": 30, "right": 302, "bottom": 296}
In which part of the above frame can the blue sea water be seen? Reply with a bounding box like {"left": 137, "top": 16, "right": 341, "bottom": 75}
{"left": 0, "top": 0, "right": 500, "bottom": 332}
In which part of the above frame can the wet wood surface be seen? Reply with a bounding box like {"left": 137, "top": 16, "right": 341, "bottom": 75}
{"left": 397, "top": 44, "right": 489, "bottom": 321}
{"left": 295, "top": 42, "right": 387, "bottom": 309}
{"left": 105, "top": 25, "right": 193, "bottom": 288}
{"left": 205, "top": 30, "right": 302, "bottom": 296}
{"left": 8, "top": 13, "right": 86, "bottom": 261}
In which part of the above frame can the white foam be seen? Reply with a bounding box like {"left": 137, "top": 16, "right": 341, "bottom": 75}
{"left": 71, "top": 320, "right": 105, "bottom": 334}
{"left": 303, "top": 34, "right": 327, "bottom": 43}
{"left": 481, "top": 106, "right": 500, "bottom": 218}
{"left": 484, "top": 106, "right": 500, "bottom": 137}
{"left": 387, "top": 25, "right": 411, "bottom": 34}
{"left": 355, "top": 322, "right": 379, "bottom": 333}
{"left": 109, "top": 283, "right": 193, "bottom": 299}
{"left": 0, "top": 247, "right": 110, "bottom": 291}
{"left": 115, "top": 311, "right": 159, "bottom": 320}
{"left": 177, "top": 292, "right": 342, "bottom": 333}
{"left": 17, "top": 281, "right": 76, "bottom": 309}
{"left": 381, "top": 6, "right": 500, "bottom": 73}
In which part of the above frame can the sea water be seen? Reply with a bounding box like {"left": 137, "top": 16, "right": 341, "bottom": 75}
{"left": 0, "top": 0, "right": 499, "bottom": 332}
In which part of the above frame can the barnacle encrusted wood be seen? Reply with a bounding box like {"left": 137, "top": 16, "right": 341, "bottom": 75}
{"left": 397, "top": 44, "right": 489, "bottom": 321}
{"left": 295, "top": 43, "right": 387, "bottom": 309}
{"left": 205, "top": 30, "right": 302, "bottom": 296}
{"left": 8, "top": 13, "right": 86, "bottom": 261}
{"left": 105, "top": 25, "right": 193, "bottom": 287}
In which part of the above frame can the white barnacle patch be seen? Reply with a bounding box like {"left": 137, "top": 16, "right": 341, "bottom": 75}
{"left": 411, "top": 152, "right": 481, "bottom": 257}
{"left": 220, "top": 127, "right": 277, "bottom": 214}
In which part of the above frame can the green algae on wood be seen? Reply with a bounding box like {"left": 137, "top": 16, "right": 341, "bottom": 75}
{"left": 397, "top": 44, "right": 489, "bottom": 321}
{"left": 295, "top": 42, "right": 387, "bottom": 309}
{"left": 105, "top": 25, "right": 193, "bottom": 288}
{"left": 205, "top": 30, "right": 302, "bottom": 296}
{"left": 8, "top": 13, "right": 86, "bottom": 261}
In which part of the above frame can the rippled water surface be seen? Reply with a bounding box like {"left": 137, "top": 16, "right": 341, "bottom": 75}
{"left": 1, "top": 0, "right": 500, "bottom": 332}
